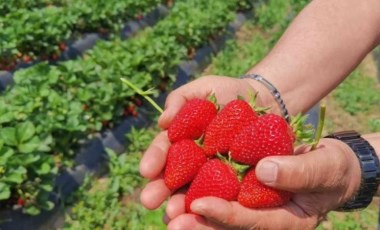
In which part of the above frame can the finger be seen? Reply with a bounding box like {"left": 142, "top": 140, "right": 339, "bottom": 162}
{"left": 190, "top": 197, "right": 317, "bottom": 230}
{"left": 158, "top": 91, "right": 187, "bottom": 129}
{"left": 255, "top": 138, "right": 361, "bottom": 193}
{"left": 166, "top": 191, "right": 186, "bottom": 221}
{"left": 167, "top": 214, "right": 218, "bottom": 230}
{"left": 140, "top": 131, "right": 170, "bottom": 179}
{"left": 140, "top": 178, "right": 171, "bottom": 210}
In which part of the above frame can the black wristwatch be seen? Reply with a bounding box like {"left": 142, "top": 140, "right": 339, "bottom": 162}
{"left": 325, "top": 130, "right": 380, "bottom": 211}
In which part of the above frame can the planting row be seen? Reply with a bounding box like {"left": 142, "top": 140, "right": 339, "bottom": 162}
{"left": 0, "top": 0, "right": 67, "bottom": 16}
{"left": 0, "top": 0, "right": 163, "bottom": 71}
{"left": 0, "top": 0, "right": 254, "bottom": 216}
{"left": 64, "top": 127, "right": 163, "bottom": 230}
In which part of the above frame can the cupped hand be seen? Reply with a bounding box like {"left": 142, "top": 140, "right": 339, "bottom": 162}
{"left": 164, "top": 138, "right": 362, "bottom": 230}
{"left": 139, "top": 76, "right": 262, "bottom": 210}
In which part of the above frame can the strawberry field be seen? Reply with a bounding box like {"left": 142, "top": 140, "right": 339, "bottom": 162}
{"left": 0, "top": 0, "right": 379, "bottom": 229}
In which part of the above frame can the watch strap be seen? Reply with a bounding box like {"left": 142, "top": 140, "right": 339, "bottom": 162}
{"left": 325, "top": 130, "right": 380, "bottom": 211}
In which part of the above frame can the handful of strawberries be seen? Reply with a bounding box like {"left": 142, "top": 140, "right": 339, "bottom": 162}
{"left": 164, "top": 96, "right": 312, "bottom": 213}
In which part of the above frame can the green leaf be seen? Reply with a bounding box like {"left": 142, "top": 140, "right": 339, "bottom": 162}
{"left": 0, "top": 127, "right": 17, "bottom": 146}
{"left": 37, "top": 135, "right": 53, "bottom": 152}
{"left": 40, "top": 200, "right": 54, "bottom": 211}
{"left": 0, "top": 182, "right": 11, "bottom": 200}
{"left": 0, "top": 146, "right": 14, "bottom": 164}
{"left": 18, "top": 136, "right": 41, "bottom": 153}
{"left": 16, "top": 121, "right": 35, "bottom": 143}
{"left": 39, "top": 183, "right": 53, "bottom": 192}
{"left": 35, "top": 162, "right": 51, "bottom": 175}
{"left": 4, "top": 167, "right": 26, "bottom": 184}
{"left": 24, "top": 205, "right": 41, "bottom": 215}
{"left": 0, "top": 140, "right": 3, "bottom": 151}
{"left": 0, "top": 112, "right": 13, "bottom": 124}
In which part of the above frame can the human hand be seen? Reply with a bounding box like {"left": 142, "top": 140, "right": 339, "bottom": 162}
{"left": 139, "top": 76, "right": 263, "bottom": 210}
{"left": 163, "top": 138, "right": 362, "bottom": 230}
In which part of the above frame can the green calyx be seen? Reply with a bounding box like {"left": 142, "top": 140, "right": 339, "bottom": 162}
{"left": 240, "top": 91, "right": 270, "bottom": 116}
{"left": 120, "top": 78, "right": 163, "bottom": 114}
{"left": 217, "top": 153, "right": 251, "bottom": 182}
{"left": 290, "top": 113, "right": 315, "bottom": 145}
{"left": 290, "top": 104, "right": 326, "bottom": 148}
{"left": 207, "top": 93, "right": 220, "bottom": 111}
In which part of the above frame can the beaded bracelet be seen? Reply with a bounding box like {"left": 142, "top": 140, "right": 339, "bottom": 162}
{"left": 241, "top": 74, "right": 290, "bottom": 123}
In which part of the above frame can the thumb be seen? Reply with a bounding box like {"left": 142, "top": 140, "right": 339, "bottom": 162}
{"left": 190, "top": 197, "right": 317, "bottom": 229}
{"left": 158, "top": 92, "right": 187, "bottom": 129}
{"left": 255, "top": 138, "right": 361, "bottom": 193}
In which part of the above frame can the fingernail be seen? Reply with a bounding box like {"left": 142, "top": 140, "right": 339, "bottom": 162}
{"left": 256, "top": 161, "right": 278, "bottom": 183}
{"left": 162, "top": 213, "right": 170, "bottom": 224}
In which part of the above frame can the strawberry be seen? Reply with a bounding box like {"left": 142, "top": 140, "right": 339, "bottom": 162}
{"left": 230, "top": 113, "right": 294, "bottom": 165}
{"left": 185, "top": 159, "right": 241, "bottom": 213}
{"left": 203, "top": 99, "right": 258, "bottom": 156}
{"left": 59, "top": 42, "right": 67, "bottom": 52}
{"left": 238, "top": 168, "right": 292, "bottom": 208}
{"left": 17, "top": 198, "right": 25, "bottom": 206}
{"left": 23, "top": 55, "right": 31, "bottom": 63}
{"left": 168, "top": 98, "right": 217, "bottom": 143}
{"left": 164, "top": 140, "right": 207, "bottom": 191}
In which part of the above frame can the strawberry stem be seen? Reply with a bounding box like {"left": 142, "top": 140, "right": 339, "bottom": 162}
{"left": 121, "top": 78, "right": 163, "bottom": 114}
{"left": 217, "top": 153, "right": 251, "bottom": 181}
{"left": 246, "top": 91, "right": 270, "bottom": 115}
{"left": 207, "top": 93, "right": 219, "bottom": 111}
{"left": 311, "top": 103, "right": 326, "bottom": 150}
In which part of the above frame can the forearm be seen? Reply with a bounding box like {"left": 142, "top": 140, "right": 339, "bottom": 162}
{"left": 363, "top": 133, "right": 380, "bottom": 196}
{"left": 245, "top": 0, "right": 380, "bottom": 115}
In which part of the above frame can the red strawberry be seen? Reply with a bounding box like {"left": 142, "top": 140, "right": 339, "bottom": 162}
{"left": 230, "top": 113, "right": 294, "bottom": 165}
{"left": 238, "top": 168, "right": 292, "bottom": 208}
{"left": 59, "top": 42, "right": 67, "bottom": 52}
{"left": 17, "top": 198, "right": 25, "bottom": 206}
{"left": 185, "top": 159, "right": 241, "bottom": 213}
{"left": 168, "top": 98, "right": 217, "bottom": 143}
{"left": 164, "top": 140, "right": 207, "bottom": 191}
{"left": 23, "top": 55, "right": 31, "bottom": 63}
{"left": 203, "top": 99, "right": 258, "bottom": 156}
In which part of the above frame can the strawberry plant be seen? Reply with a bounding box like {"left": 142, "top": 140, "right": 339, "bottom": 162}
{"left": 0, "top": 121, "right": 56, "bottom": 215}
{"left": 0, "top": 0, "right": 165, "bottom": 70}
{"left": 71, "top": 0, "right": 162, "bottom": 34}
{"left": 153, "top": 0, "right": 237, "bottom": 52}
{"left": 333, "top": 70, "right": 380, "bottom": 115}
{"left": 64, "top": 128, "right": 163, "bottom": 229}
{"left": 0, "top": 0, "right": 67, "bottom": 15}
{"left": 2, "top": 6, "right": 77, "bottom": 61}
